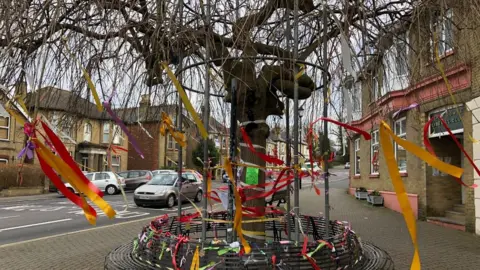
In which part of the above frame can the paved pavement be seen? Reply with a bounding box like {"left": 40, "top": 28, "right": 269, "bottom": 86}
{"left": 3, "top": 169, "right": 479, "bottom": 269}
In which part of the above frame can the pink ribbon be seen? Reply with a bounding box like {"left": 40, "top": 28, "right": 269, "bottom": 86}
{"left": 392, "top": 103, "right": 419, "bottom": 119}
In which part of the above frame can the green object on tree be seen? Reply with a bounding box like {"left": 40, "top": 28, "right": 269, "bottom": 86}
{"left": 192, "top": 138, "right": 220, "bottom": 169}
{"left": 245, "top": 167, "right": 259, "bottom": 185}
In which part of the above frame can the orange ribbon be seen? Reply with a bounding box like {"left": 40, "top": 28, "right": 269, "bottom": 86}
{"left": 224, "top": 158, "right": 251, "bottom": 254}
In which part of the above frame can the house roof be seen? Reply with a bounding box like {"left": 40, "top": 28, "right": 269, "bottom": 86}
{"left": 25, "top": 87, "right": 110, "bottom": 119}
{"left": 0, "top": 85, "right": 31, "bottom": 122}
{"left": 25, "top": 87, "right": 194, "bottom": 128}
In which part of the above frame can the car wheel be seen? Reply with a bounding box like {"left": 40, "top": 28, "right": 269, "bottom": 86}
{"left": 106, "top": 185, "right": 118, "bottom": 195}
{"left": 194, "top": 190, "right": 203, "bottom": 203}
{"left": 166, "top": 194, "right": 176, "bottom": 208}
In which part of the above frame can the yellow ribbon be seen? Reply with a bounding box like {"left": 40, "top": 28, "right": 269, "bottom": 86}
{"left": 160, "top": 112, "right": 187, "bottom": 147}
{"left": 4, "top": 107, "right": 26, "bottom": 126}
{"left": 379, "top": 121, "right": 463, "bottom": 270}
{"left": 62, "top": 38, "right": 103, "bottom": 112}
{"left": 433, "top": 32, "right": 478, "bottom": 143}
{"left": 161, "top": 62, "right": 208, "bottom": 139}
{"left": 13, "top": 93, "right": 29, "bottom": 115}
{"left": 190, "top": 246, "right": 200, "bottom": 270}
{"left": 224, "top": 158, "right": 251, "bottom": 254}
{"left": 295, "top": 64, "right": 305, "bottom": 80}
{"left": 33, "top": 138, "right": 116, "bottom": 223}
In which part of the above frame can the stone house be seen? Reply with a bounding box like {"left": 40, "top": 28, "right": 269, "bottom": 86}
{"left": 0, "top": 88, "right": 30, "bottom": 164}
{"left": 25, "top": 86, "right": 129, "bottom": 172}
{"left": 348, "top": 3, "right": 480, "bottom": 234}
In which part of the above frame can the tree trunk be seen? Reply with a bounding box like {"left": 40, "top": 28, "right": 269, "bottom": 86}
{"left": 234, "top": 61, "right": 269, "bottom": 244}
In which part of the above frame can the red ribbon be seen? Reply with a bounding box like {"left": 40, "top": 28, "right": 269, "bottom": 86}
{"left": 172, "top": 236, "right": 189, "bottom": 270}
{"left": 178, "top": 212, "right": 201, "bottom": 223}
{"left": 301, "top": 236, "right": 320, "bottom": 270}
{"left": 240, "top": 127, "right": 284, "bottom": 165}
{"left": 110, "top": 145, "right": 128, "bottom": 154}
{"left": 424, "top": 116, "right": 478, "bottom": 188}
{"left": 40, "top": 121, "right": 104, "bottom": 196}
{"left": 38, "top": 156, "right": 97, "bottom": 218}
{"left": 306, "top": 117, "right": 371, "bottom": 195}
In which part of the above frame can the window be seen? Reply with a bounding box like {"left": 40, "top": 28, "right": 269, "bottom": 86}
{"left": 52, "top": 112, "right": 72, "bottom": 138}
{"left": 352, "top": 88, "right": 361, "bottom": 113}
{"left": 394, "top": 117, "right": 407, "bottom": 173}
{"left": 95, "top": 172, "right": 109, "bottom": 180}
{"left": 102, "top": 123, "right": 110, "bottom": 143}
{"left": 431, "top": 9, "right": 454, "bottom": 56}
{"left": 84, "top": 123, "right": 92, "bottom": 142}
{"left": 370, "top": 130, "right": 379, "bottom": 174}
{"left": 372, "top": 77, "right": 379, "bottom": 100}
{"left": 167, "top": 135, "right": 179, "bottom": 150}
{"left": 128, "top": 171, "right": 140, "bottom": 178}
{"left": 85, "top": 173, "right": 94, "bottom": 180}
{"left": 0, "top": 158, "right": 8, "bottom": 164}
{"left": 0, "top": 115, "right": 9, "bottom": 140}
{"left": 111, "top": 156, "right": 120, "bottom": 172}
{"left": 112, "top": 125, "right": 122, "bottom": 145}
{"left": 185, "top": 174, "right": 197, "bottom": 182}
{"left": 395, "top": 33, "right": 408, "bottom": 76}
{"left": 354, "top": 139, "right": 360, "bottom": 175}
{"left": 222, "top": 137, "right": 227, "bottom": 149}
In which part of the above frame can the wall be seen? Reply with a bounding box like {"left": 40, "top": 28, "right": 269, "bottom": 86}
{"left": 466, "top": 97, "right": 480, "bottom": 235}
{"left": 128, "top": 122, "right": 161, "bottom": 170}
{"left": 0, "top": 102, "right": 28, "bottom": 164}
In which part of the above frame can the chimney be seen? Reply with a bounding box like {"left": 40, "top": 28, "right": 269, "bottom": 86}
{"left": 139, "top": 94, "right": 151, "bottom": 121}
{"left": 15, "top": 82, "right": 27, "bottom": 97}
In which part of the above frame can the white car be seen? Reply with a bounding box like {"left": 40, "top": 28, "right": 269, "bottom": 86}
{"left": 58, "top": 171, "right": 126, "bottom": 196}
{"left": 301, "top": 162, "right": 321, "bottom": 173}
{"left": 152, "top": 169, "right": 176, "bottom": 176}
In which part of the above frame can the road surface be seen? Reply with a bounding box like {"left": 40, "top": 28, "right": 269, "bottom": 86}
{"left": 0, "top": 169, "right": 349, "bottom": 245}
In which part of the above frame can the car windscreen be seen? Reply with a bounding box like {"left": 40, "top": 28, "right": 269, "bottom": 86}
{"left": 148, "top": 174, "right": 177, "bottom": 186}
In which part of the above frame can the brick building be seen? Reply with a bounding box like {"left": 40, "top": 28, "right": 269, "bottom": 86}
{"left": 121, "top": 96, "right": 198, "bottom": 170}
{"left": 348, "top": 3, "right": 480, "bottom": 234}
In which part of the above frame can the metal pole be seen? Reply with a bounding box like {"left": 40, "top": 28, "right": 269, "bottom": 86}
{"left": 284, "top": 7, "right": 292, "bottom": 242}
{"left": 299, "top": 115, "right": 302, "bottom": 190}
{"left": 293, "top": 0, "right": 300, "bottom": 243}
{"left": 176, "top": 0, "right": 184, "bottom": 235}
{"left": 201, "top": 0, "right": 211, "bottom": 244}
{"left": 227, "top": 78, "right": 238, "bottom": 243}
{"left": 321, "top": 0, "right": 331, "bottom": 238}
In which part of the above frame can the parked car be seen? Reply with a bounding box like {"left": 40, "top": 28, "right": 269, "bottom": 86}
{"left": 152, "top": 169, "right": 175, "bottom": 176}
{"left": 117, "top": 170, "right": 153, "bottom": 190}
{"left": 344, "top": 162, "right": 350, "bottom": 169}
{"left": 301, "top": 162, "right": 321, "bottom": 173}
{"left": 182, "top": 169, "right": 203, "bottom": 181}
{"left": 134, "top": 171, "right": 203, "bottom": 208}
{"left": 59, "top": 171, "right": 126, "bottom": 196}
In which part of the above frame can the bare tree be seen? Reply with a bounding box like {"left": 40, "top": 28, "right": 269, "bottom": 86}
{"left": 0, "top": 0, "right": 418, "bottom": 240}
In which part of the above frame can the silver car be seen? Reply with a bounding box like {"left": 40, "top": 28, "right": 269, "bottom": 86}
{"left": 133, "top": 172, "right": 203, "bottom": 208}
{"left": 59, "top": 171, "right": 126, "bottom": 196}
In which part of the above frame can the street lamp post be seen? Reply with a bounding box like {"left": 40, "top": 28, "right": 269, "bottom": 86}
{"left": 298, "top": 105, "right": 304, "bottom": 189}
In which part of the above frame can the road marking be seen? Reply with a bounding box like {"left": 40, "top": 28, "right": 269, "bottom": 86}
{"left": 0, "top": 216, "right": 164, "bottom": 248}
{"left": 0, "top": 218, "right": 73, "bottom": 232}
{"left": 0, "top": 215, "right": 19, "bottom": 220}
